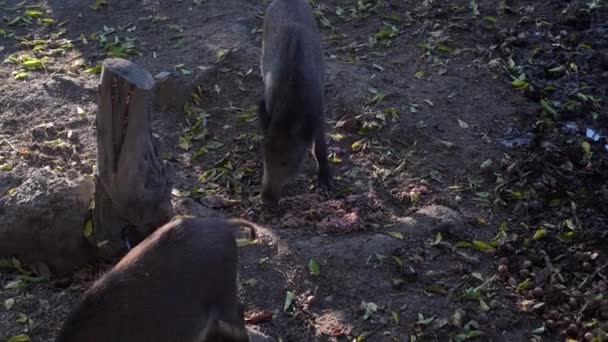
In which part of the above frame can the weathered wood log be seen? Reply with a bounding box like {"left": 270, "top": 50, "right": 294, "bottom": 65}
{"left": 91, "top": 58, "right": 174, "bottom": 260}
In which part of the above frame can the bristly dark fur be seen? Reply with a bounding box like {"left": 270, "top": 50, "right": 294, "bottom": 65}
{"left": 55, "top": 217, "right": 252, "bottom": 342}
{"left": 258, "top": 0, "right": 333, "bottom": 205}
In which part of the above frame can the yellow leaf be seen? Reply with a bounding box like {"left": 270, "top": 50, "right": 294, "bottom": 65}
{"left": 83, "top": 219, "right": 93, "bottom": 237}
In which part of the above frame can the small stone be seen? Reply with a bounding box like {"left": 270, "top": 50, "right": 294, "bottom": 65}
{"left": 498, "top": 264, "right": 509, "bottom": 276}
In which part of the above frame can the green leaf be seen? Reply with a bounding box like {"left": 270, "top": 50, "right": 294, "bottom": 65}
{"left": 392, "top": 256, "right": 403, "bottom": 268}
{"left": 4, "top": 279, "right": 27, "bottom": 290}
{"left": 284, "top": 291, "right": 295, "bottom": 312}
{"left": 454, "top": 330, "right": 484, "bottom": 341}
{"left": 532, "top": 228, "right": 547, "bottom": 240}
{"left": 582, "top": 141, "right": 591, "bottom": 154}
{"left": 462, "top": 286, "right": 483, "bottom": 301}
{"left": 0, "top": 163, "right": 14, "bottom": 171}
{"left": 90, "top": 0, "right": 107, "bottom": 10}
{"left": 564, "top": 219, "right": 576, "bottom": 230}
{"left": 351, "top": 139, "right": 365, "bottom": 151}
{"left": 425, "top": 284, "right": 448, "bottom": 296}
{"left": 308, "top": 259, "right": 320, "bottom": 276}
{"left": 455, "top": 241, "right": 473, "bottom": 248}
{"left": 24, "top": 10, "right": 43, "bottom": 18}
{"left": 388, "top": 231, "right": 403, "bottom": 240}
{"left": 328, "top": 153, "right": 342, "bottom": 164}
{"left": 7, "top": 335, "right": 31, "bottom": 342}
{"left": 375, "top": 26, "right": 398, "bottom": 40}
{"left": 236, "top": 238, "right": 256, "bottom": 248}
{"left": 368, "top": 92, "right": 385, "bottom": 106}
{"left": 414, "top": 70, "right": 424, "bottom": 79}
{"left": 13, "top": 72, "right": 29, "bottom": 80}
{"left": 416, "top": 314, "right": 435, "bottom": 325}
{"left": 329, "top": 132, "right": 345, "bottom": 142}
{"left": 436, "top": 43, "right": 453, "bottom": 55}
{"left": 540, "top": 99, "right": 558, "bottom": 117}
{"left": 391, "top": 311, "right": 400, "bottom": 325}
{"left": 88, "top": 199, "right": 96, "bottom": 210}
{"left": 499, "top": 221, "right": 508, "bottom": 231}
{"left": 472, "top": 240, "right": 495, "bottom": 252}
{"left": 206, "top": 141, "right": 224, "bottom": 150}
{"left": 516, "top": 278, "right": 531, "bottom": 293}
{"left": 363, "top": 302, "right": 378, "bottom": 320}
{"left": 178, "top": 136, "right": 191, "bottom": 151}
{"left": 511, "top": 79, "right": 528, "bottom": 88}
{"left": 216, "top": 49, "right": 228, "bottom": 62}
{"left": 479, "top": 298, "right": 490, "bottom": 312}
{"left": 85, "top": 64, "right": 102, "bottom": 74}
{"left": 83, "top": 219, "right": 93, "bottom": 237}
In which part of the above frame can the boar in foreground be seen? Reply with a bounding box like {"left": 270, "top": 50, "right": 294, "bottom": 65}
{"left": 55, "top": 217, "right": 257, "bottom": 342}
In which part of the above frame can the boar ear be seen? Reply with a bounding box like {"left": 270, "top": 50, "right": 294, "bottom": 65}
{"left": 257, "top": 98, "right": 271, "bottom": 132}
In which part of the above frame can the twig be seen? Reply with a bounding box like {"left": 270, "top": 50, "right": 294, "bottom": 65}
{"left": 2, "top": 137, "right": 18, "bottom": 152}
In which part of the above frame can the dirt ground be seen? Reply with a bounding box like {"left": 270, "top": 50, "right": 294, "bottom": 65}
{"left": 1, "top": 0, "right": 607, "bottom": 341}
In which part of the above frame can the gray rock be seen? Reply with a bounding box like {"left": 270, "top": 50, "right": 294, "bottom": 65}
{"left": 387, "top": 205, "right": 467, "bottom": 240}
{"left": 414, "top": 204, "right": 467, "bottom": 239}
{"left": 0, "top": 168, "right": 95, "bottom": 275}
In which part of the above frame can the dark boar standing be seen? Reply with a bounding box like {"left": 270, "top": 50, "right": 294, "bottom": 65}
{"left": 55, "top": 217, "right": 257, "bottom": 342}
{"left": 258, "top": 0, "right": 332, "bottom": 205}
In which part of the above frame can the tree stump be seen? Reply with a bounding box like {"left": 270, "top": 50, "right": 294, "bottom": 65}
{"left": 92, "top": 58, "right": 174, "bottom": 260}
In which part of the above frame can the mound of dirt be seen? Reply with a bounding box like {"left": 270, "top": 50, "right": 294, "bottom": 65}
{"left": 0, "top": 168, "right": 94, "bottom": 275}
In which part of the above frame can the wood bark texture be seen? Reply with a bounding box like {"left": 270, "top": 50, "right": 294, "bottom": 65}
{"left": 92, "top": 58, "right": 174, "bottom": 260}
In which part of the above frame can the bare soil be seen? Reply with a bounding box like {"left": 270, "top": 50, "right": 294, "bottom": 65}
{"left": 1, "top": 0, "right": 607, "bottom": 341}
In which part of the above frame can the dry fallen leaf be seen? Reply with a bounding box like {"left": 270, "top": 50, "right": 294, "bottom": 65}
{"left": 245, "top": 311, "right": 273, "bottom": 324}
